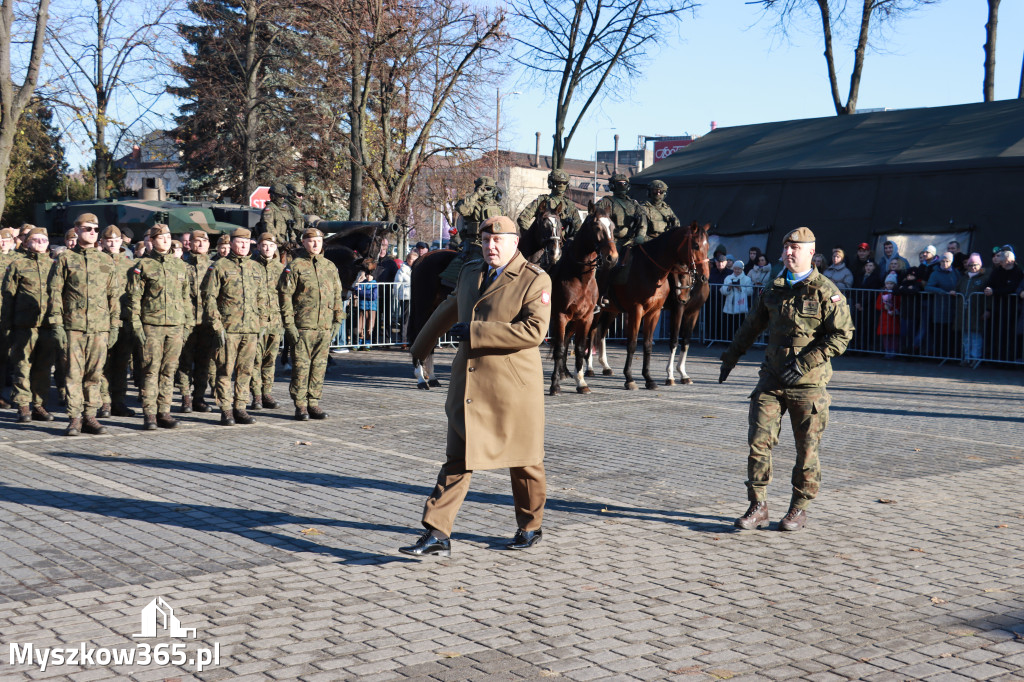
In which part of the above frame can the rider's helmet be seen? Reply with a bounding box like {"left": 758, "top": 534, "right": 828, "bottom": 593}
{"left": 648, "top": 179, "right": 668, "bottom": 199}
{"left": 610, "top": 173, "right": 630, "bottom": 194}
{"left": 547, "top": 169, "right": 570, "bottom": 191}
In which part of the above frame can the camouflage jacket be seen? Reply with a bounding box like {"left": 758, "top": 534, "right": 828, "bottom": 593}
{"left": 201, "top": 253, "right": 268, "bottom": 334}
{"left": 47, "top": 245, "right": 121, "bottom": 332}
{"left": 636, "top": 201, "right": 679, "bottom": 244}
{"left": 129, "top": 251, "right": 191, "bottom": 327}
{"left": 596, "top": 194, "right": 643, "bottom": 242}
{"left": 259, "top": 202, "right": 291, "bottom": 248}
{"left": 286, "top": 201, "right": 305, "bottom": 244}
{"left": 253, "top": 252, "right": 286, "bottom": 331}
{"left": 721, "top": 270, "right": 854, "bottom": 390}
{"left": 517, "top": 194, "right": 582, "bottom": 239}
{"left": 2, "top": 250, "right": 52, "bottom": 329}
{"left": 279, "top": 251, "right": 344, "bottom": 331}
{"left": 184, "top": 252, "right": 211, "bottom": 325}
{"left": 109, "top": 251, "right": 134, "bottom": 321}
{"left": 454, "top": 193, "right": 502, "bottom": 246}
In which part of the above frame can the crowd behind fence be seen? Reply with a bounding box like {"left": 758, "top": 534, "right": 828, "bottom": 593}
{"left": 330, "top": 281, "right": 1024, "bottom": 367}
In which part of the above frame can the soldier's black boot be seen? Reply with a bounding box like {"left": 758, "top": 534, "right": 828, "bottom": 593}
{"left": 194, "top": 394, "right": 212, "bottom": 413}
{"left": 294, "top": 406, "right": 309, "bottom": 421}
{"left": 81, "top": 416, "right": 107, "bottom": 435}
{"left": 261, "top": 394, "right": 278, "bottom": 409}
{"left": 98, "top": 402, "right": 112, "bottom": 418}
{"left": 233, "top": 408, "right": 255, "bottom": 425}
{"left": 779, "top": 507, "right": 807, "bottom": 532}
{"left": 157, "top": 413, "right": 178, "bottom": 429}
{"left": 111, "top": 403, "right": 136, "bottom": 417}
{"left": 308, "top": 405, "right": 327, "bottom": 420}
{"left": 143, "top": 414, "right": 158, "bottom": 431}
{"left": 248, "top": 395, "right": 261, "bottom": 411}
{"left": 17, "top": 406, "right": 31, "bottom": 423}
{"left": 64, "top": 417, "right": 82, "bottom": 436}
{"left": 180, "top": 395, "right": 192, "bottom": 414}
{"left": 735, "top": 501, "right": 769, "bottom": 530}
{"left": 31, "top": 405, "right": 54, "bottom": 421}
{"left": 219, "top": 410, "right": 235, "bottom": 426}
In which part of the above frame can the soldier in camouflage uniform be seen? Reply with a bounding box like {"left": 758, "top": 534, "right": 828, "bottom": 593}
{"left": 47, "top": 213, "right": 122, "bottom": 436}
{"left": 0, "top": 227, "right": 18, "bottom": 409}
{"left": 129, "top": 224, "right": 191, "bottom": 430}
{"left": 285, "top": 182, "right": 307, "bottom": 247}
{"left": 2, "top": 227, "right": 56, "bottom": 422}
{"left": 279, "top": 227, "right": 343, "bottom": 420}
{"left": 719, "top": 227, "right": 855, "bottom": 532}
{"left": 98, "top": 225, "right": 137, "bottom": 417}
{"left": 517, "top": 169, "right": 582, "bottom": 241}
{"left": 440, "top": 176, "right": 504, "bottom": 288}
{"left": 636, "top": 180, "right": 679, "bottom": 244}
{"left": 214, "top": 234, "right": 231, "bottom": 259}
{"left": 596, "top": 173, "right": 643, "bottom": 251}
{"left": 202, "top": 228, "right": 268, "bottom": 426}
{"left": 177, "top": 230, "right": 216, "bottom": 412}
{"left": 249, "top": 233, "right": 285, "bottom": 411}
{"left": 259, "top": 183, "right": 291, "bottom": 250}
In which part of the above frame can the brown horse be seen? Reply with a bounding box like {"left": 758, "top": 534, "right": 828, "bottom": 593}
{"left": 518, "top": 206, "right": 564, "bottom": 268}
{"left": 588, "top": 223, "right": 707, "bottom": 390}
{"left": 548, "top": 207, "right": 618, "bottom": 395}
{"left": 664, "top": 223, "right": 711, "bottom": 385}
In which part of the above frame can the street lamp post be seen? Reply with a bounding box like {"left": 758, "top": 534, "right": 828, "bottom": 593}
{"left": 593, "top": 127, "right": 616, "bottom": 202}
{"left": 495, "top": 89, "right": 522, "bottom": 159}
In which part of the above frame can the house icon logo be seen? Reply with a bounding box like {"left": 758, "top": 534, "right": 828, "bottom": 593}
{"left": 133, "top": 597, "right": 197, "bottom": 638}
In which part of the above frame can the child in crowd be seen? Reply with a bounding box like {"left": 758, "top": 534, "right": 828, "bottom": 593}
{"left": 876, "top": 272, "right": 901, "bottom": 358}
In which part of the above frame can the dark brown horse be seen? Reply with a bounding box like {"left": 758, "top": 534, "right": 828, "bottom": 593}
{"left": 518, "top": 206, "right": 564, "bottom": 268}
{"left": 548, "top": 207, "right": 617, "bottom": 395}
{"left": 588, "top": 223, "right": 707, "bottom": 390}
{"left": 663, "top": 223, "right": 711, "bottom": 385}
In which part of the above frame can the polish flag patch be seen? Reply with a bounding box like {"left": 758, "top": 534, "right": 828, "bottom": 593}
{"left": 831, "top": 294, "right": 843, "bottom": 303}
{"left": 540, "top": 291, "right": 550, "bottom": 305}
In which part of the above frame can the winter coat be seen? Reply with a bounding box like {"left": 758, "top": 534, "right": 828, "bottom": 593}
{"left": 923, "top": 266, "right": 959, "bottom": 324}
{"left": 722, "top": 272, "right": 753, "bottom": 315}
{"left": 876, "top": 292, "right": 900, "bottom": 336}
{"left": 956, "top": 270, "right": 989, "bottom": 332}
{"left": 748, "top": 264, "right": 773, "bottom": 288}
{"left": 823, "top": 262, "right": 854, "bottom": 290}
{"left": 395, "top": 264, "right": 413, "bottom": 301}
{"left": 878, "top": 242, "right": 911, "bottom": 274}
{"left": 409, "top": 252, "right": 551, "bottom": 470}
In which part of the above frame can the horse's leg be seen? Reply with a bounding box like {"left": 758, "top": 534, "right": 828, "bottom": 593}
{"left": 414, "top": 357, "right": 430, "bottom": 390}
{"left": 622, "top": 308, "right": 642, "bottom": 390}
{"left": 678, "top": 306, "right": 699, "bottom": 385}
{"left": 549, "top": 315, "right": 566, "bottom": 396}
{"left": 598, "top": 326, "right": 613, "bottom": 375}
{"left": 641, "top": 308, "right": 660, "bottom": 390}
{"left": 560, "top": 319, "right": 573, "bottom": 380}
{"left": 574, "top": 316, "right": 593, "bottom": 394}
{"left": 426, "top": 353, "right": 441, "bottom": 387}
{"left": 665, "top": 297, "right": 683, "bottom": 386}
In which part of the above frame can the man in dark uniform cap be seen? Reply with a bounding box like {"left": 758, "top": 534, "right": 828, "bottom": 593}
{"left": 719, "top": 227, "right": 854, "bottom": 531}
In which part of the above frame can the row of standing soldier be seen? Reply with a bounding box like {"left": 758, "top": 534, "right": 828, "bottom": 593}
{"left": 0, "top": 211, "right": 343, "bottom": 435}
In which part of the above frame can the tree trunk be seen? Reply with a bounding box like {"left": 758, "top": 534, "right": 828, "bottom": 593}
{"left": 93, "top": 0, "right": 107, "bottom": 198}
{"left": 242, "top": 0, "right": 260, "bottom": 199}
{"left": 984, "top": 0, "right": 1000, "bottom": 102}
{"left": 348, "top": 49, "right": 363, "bottom": 221}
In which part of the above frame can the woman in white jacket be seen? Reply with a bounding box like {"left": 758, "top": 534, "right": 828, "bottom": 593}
{"left": 395, "top": 251, "right": 417, "bottom": 345}
{"left": 722, "top": 260, "right": 753, "bottom": 339}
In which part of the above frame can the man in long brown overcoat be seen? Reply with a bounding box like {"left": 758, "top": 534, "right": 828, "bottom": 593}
{"left": 402, "top": 215, "right": 552, "bottom": 558}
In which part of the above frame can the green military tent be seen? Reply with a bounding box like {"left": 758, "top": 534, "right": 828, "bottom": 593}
{"left": 631, "top": 99, "right": 1024, "bottom": 261}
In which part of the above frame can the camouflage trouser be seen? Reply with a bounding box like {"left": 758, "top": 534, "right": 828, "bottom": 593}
{"left": 140, "top": 325, "right": 184, "bottom": 414}
{"left": 100, "top": 324, "right": 133, "bottom": 406}
{"left": 289, "top": 328, "right": 331, "bottom": 407}
{"left": 746, "top": 387, "right": 830, "bottom": 510}
{"left": 215, "top": 333, "right": 257, "bottom": 411}
{"left": 9, "top": 327, "right": 56, "bottom": 407}
{"left": 250, "top": 331, "right": 281, "bottom": 398}
{"left": 66, "top": 331, "right": 109, "bottom": 419}
{"left": 177, "top": 324, "right": 215, "bottom": 399}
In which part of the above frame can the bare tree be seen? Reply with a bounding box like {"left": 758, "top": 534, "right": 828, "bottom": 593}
{"left": 0, "top": 0, "right": 51, "bottom": 217}
{"left": 41, "top": 0, "right": 179, "bottom": 198}
{"left": 755, "top": 0, "right": 939, "bottom": 115}
{"left": 510, "top": 0, "right": 695, "bottom": 168}
{"left": 983, "top": 0, "right": 999, "bottom": 102}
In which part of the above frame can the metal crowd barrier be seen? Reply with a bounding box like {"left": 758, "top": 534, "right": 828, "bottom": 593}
{"left": 330, "top": 280, "right": 1024, "bottom": 367}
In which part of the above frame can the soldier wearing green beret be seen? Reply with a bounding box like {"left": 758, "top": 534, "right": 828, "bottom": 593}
{"left": 249, "top": 233, "right": 286, "bottom": 411}
{"left": 98, "top": 224, "right": 137, "bottom": 418}
{"left": 719, "top": 227, "right": 855, "bottom": 532}
{"left": 202, "top": 228, "right": 267, "bottom": 425}
{"left": 259, "top": 183, "right": 291, "bottom": 250}
{"left": 47, "top": 213, "right": 123, "bottom": 436}
{"left": 279, "top": 227, "right": 343, "bottom": 420}
{"left": 129, "top": 224, "right": 191, "bottom": 430}
{"left": 2, "top": 227, "right": 56, "bottom": 422}
{"left": 516, "top": 169, "right": 582, "bottom": 240}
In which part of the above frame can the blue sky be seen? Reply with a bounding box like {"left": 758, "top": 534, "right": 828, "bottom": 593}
{"left": 499, "top": 1, "right": 1024, "bottom": 160}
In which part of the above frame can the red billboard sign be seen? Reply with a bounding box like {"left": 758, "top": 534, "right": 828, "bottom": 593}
{"left": 653, "top": 138, "right": 693, "bottom": 161}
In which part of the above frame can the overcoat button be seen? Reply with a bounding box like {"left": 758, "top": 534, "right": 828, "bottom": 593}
{"left": 466, "top": 399, "right": 472, "bottom": 404}
{"left": 468, "top": 367, "right": 475, "bottom": 372}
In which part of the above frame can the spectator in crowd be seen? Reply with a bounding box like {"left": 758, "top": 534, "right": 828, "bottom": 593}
{"left": 849, "top": 242, "right": 874, "bottom": 286}
{"left": 748, "top": 254, "right": 773, "bottom": 288}
{"left": 946, "top": 240, "right": 966, "bottom": 273}
{"left": 919, "top": 245, "right": 940, "bottom": 274}
{"left": 121, "top": 227, "right": 134, "bottom": 257}
{"left": 414, "top": 241, "right": 430, "bottom": 258}
{"left": 811, "top": 252, "right": 826, "bottom": 272}
{"left": 721, "top": 260, "right": 753, "bottom": 339}
{"left": 895, "top": 261, "right": 926, "bottom": 355}
{"left": 876, "top": 272, "right": 901, "bottom": 359}
{"left": 886, "top": 257, "right": 907, "bottom": 280}
{"left": 878, "top": 240, "right": 910, "bottom": 273}
{"left": 1016, "top": 278, "right": 1024, "bottom": 361}
{"left": 923, "top": 252, "right": 960, "bottom": 356}
{"left": 852, "top": 260, "right": 884, "bottom": 347}
{"left": 984, "top": 247, "right": 1023, "bottom": 361}
{"left": 354, "top": 271, "right": 378, "bottom": 348}
{"left": 744, "top": 247, "right": 762, "bottom": 275}
{"left": 181, "top": 232, "right": 192, "bottom": 254}
{"left": 823, "top": 248, "right": 853, "bottom": 290}
{"left": 956, "top": 253, "right": 988, "bottom": 365}
{"left": 708, "top": 248, "right": 731, "bottom": 339}
{"left": 395, "top": 251, "right": 417, "bottom": 346}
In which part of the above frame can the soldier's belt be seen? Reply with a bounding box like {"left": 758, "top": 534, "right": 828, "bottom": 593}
{"left": 770, "top": 334, "right": 814, "bottom": 348}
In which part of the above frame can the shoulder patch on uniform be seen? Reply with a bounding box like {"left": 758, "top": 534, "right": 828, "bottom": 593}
{"left": 132, "top": 267, "right": 141, "bottom": 274}
{"left": 284, "top": 267, "right": 291, "bottom": 273}
{"left": 525, "top": 262, "right": 544, "bottom": 274}
{"left": 540, "top": 291, "right": 550, "bottom": 305}
{"left": 831, "top": 294, "right": 843, "bottom": 303}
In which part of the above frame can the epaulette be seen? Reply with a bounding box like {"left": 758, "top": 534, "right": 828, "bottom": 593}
{"left": 525, "top": 262, "right": 544, "bottom": 275}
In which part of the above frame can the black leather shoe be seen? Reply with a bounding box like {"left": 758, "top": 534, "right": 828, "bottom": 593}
{"left": 507, "top": 528, "right": 542, "bottom": 550}
{"left": 194, "top": 398, "right": 212, "bottom": 413}
{"left": 399, "top": 531, "right": 451, "bottom": 558}
{"left": 110, "top": 403, "right": 136, "bottom": 417}
{"left": 735, "top": 501, "right": 770, "bottom": 530}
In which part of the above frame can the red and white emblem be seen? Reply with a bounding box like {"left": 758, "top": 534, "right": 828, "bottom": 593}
{"left": 540, "top": 291, "right": 550, "bottom": 305}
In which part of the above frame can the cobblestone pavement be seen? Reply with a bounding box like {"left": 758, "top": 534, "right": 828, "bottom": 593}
{"left": 1, "top": 344, "right": 1022, "bottom": 681}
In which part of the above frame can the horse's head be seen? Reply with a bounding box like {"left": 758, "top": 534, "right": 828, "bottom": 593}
{"left": 590, "top": 206, "right": 618, "bottom": 268}
{"left": 673, "top": 221, "right": 711, "bottom": 279}
{"left": 526, "top": 207, "right": 563, "bottom": 267}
